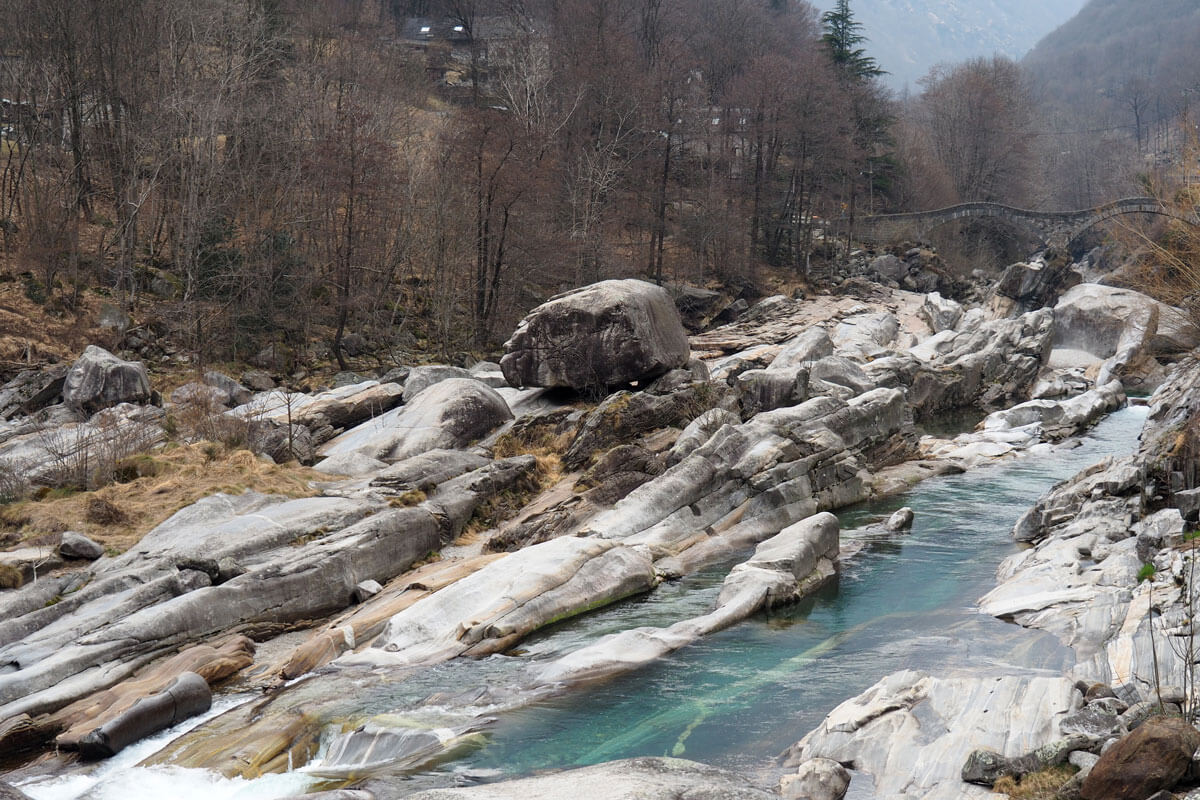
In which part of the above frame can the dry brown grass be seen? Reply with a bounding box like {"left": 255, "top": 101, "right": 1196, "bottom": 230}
{"left": 0, "top": 279, "right": 112, "bottom": 368}
{"left": 459, "top": 452, "right": 564, "bottom": 541}
{"left": 0, "top": 442, "right": 323, "bottom": 553}
{"left": 992, "top": 764, "right": 1077, "bottom": 800}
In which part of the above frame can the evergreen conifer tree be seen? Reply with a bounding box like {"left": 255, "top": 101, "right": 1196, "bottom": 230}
{"left": 821, "top": 0, "right": 884, "bottom": 80}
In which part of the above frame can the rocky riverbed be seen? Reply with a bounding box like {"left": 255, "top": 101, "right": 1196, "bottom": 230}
{"left": 2, "top": 261, "right": 1198, "bottom": 799}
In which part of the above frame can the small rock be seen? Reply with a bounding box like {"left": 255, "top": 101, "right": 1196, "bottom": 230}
{"left": 58, "top": 532, "right": 104, "bottom": 561}
{"left": 1088, "top": 697, "right": 1128, "bottom": 716}
{"left": 781, "top": 757, "right": 851, "bottom": 800}
{"left": 340, "top": 333, "right": 368, "bottom": 357}
{"left": 352, "top": 580, "right": 383, "bottom": 603}
{"left": 1069, "top": 750, "right": 1100, "bottom": 775}
{"left": 216, "top": 557, "right": 245, "bottom": 584}
{"left": 886, "top": 507, "right": 914, "bottom": 532}
{"left": 962, "top": 748, "right": 1010, "bottom": 786}
{"left": 379, "top": 366, "right": 410, "bottom": 385}
{"left": 241, "top": 370, "right": 276, "bottom": 391}
{"left": 1175, "top": 487, "right": 1200, "bottom": 521}
{"left": 1061, "top": 706, "right": 1125, "bottom": 739}
{"left": 203, "top": 372, "right": 251, "bottom": 406}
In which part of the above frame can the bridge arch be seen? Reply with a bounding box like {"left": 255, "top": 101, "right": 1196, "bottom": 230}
{"left": 854, "top": 197, "right": 1198, "bottom": 253}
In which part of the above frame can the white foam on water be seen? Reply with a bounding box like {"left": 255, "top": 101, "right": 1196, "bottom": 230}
{"left": 22, "top": 765, "right": 317, "bottom": 800}
{"left": 17, "top": 693, "right": 317, "bottom": 800}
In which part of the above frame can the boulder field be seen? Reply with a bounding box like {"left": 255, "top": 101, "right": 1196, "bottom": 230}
{"left": 1, "top": 265, "right": 1197, "bottom": 798}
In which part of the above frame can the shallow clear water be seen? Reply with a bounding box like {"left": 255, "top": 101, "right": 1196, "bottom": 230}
{"left": 435, "top": 406, "right": 1149, "bottom": 782}
{"left": 16, "top": 407, "right": 1149, "bottom": 798}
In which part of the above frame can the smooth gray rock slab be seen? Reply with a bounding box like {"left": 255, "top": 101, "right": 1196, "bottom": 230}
{"left": 318, "top": 379, "right": 512, "bottom": 466}
{"left": 787, "top": 670, "right": 1077, "bottom": 800}
{"left": 501, "top": 279, "right": 691, "bottom": 390}
{"left": 402, "top": 366, "right": 475, "bottom": 403}
{"left": 770, "top": 328, "right": 834, "bottom": 371}
{"left": 63, "top": 346, "right": 151, "bottom": 414}
{"left": 402, "top": 757, "right": 775, "bottom": 799}
{"left": 75, "top": 672, "right": 211, "bottom": 759}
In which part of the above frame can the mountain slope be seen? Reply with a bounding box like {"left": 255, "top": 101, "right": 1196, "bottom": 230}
{"left": 813, "top": 0, "right": 1088, "bottom": 90}
{"left": 1023, "top": 0, "right": 1200, "bottom": 112}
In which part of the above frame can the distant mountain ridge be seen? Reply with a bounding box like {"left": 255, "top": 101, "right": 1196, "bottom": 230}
{"left": 812, "top": 0, "right": 1088, "bottom": 91}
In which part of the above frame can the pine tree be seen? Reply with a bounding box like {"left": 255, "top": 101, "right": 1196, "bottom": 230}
{"left": 820, "top": 0, "right": 884, "bottom": 80}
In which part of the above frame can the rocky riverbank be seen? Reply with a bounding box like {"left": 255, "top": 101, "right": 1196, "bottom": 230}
{"left": 2, "top": 259, "right": 1197, "bottom": 798}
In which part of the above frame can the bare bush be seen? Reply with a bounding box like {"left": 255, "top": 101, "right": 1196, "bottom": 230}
{"left": 38, "top": 409, "right": 165, "bottom": 491}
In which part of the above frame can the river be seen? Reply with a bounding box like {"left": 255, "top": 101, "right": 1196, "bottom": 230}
{"left": 16, "top": 405, "right": 1149, "bottom": 800}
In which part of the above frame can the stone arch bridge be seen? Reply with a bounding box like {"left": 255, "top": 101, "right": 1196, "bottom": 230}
{"left": 852, "top": 197, "right": 1197, "bottom": 251}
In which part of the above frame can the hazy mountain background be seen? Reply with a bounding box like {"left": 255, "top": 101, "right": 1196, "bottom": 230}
{"left": 812, "top": 0, "right": 1089, "bottom": 91}
{"left": 1023, "top": 0, "right": 1200, "bottom": 114}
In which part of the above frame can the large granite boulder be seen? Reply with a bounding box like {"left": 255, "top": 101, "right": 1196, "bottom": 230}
{"left": 995, "top": 258, "right": 1081, "bottom": 312}
{"left": 501, "top": 279, "right": 691, "bottom": 390}
{"left": 1052, "top": 284, "right": 1159, "bottom": 361}
{"left": 62, "top": 346, "right": 152, "bottom": 415}
{"left": 1080, "top": 716, "right": 1200, "bottom": 800}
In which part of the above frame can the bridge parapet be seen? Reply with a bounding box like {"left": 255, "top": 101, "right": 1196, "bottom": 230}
{"left": 850, "top": 197, "right": 1195, "bottom": 251}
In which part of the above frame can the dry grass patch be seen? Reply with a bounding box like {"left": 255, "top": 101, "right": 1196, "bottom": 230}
{"left": 0, "top": 442, "right": 323, "bottom": 553}
{"left": 992, "top": 764, "right": 1078, "bottom": 800}
{"left": 0, "top": 280, "right": 110, "bottom": 367}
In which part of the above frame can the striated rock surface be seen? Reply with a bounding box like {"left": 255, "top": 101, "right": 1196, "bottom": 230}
{"left": 317, "top": 378, "right": 511, "bottom": 469}
{"left": 981, "top": 356, "right": 1200, "bottom": 705}
{"left": 403, "top": 757, "right": 775, "bottom": 799}
{"left": 905, "top": 309, "right": 1054, "bottom": 419}
{"left": 501, "top": 279, "right": 691, "bottom": 390}
{"left": 342, "top": 535, "right": 658, "bottom": 667}
{"left": 533, "top": 514, "right": 839, "bottom": 686}
{"left": 783, "top": 670, "right": 1080, "bottom": 800}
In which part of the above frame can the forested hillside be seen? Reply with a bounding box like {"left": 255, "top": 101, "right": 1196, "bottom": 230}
{"left": 0, "top": 0, "right": 893, "bottom": 366}
{"left": 1024, "top": 0, "right": 1200, "bottom": 192}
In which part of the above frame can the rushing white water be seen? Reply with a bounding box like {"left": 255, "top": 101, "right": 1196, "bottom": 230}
{"left": 16, "top": 694, "right": 319, "bottom": 800}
